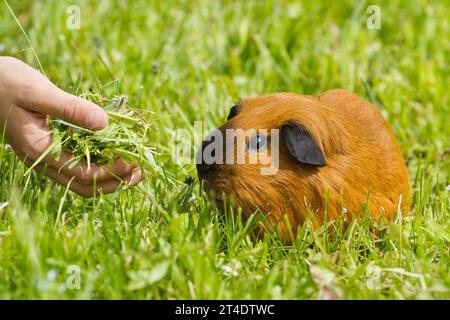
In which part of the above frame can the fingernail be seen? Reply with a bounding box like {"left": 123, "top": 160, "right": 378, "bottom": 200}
{"left": 87, "top": 109, "right": 108, "bottom": 130}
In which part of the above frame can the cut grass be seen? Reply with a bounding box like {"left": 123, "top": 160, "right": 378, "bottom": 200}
{"left": 46, "top": 91, "right": 157, "bottom": 170}
{"left": 0, "top": 0, "right": 449, "bottom": 299}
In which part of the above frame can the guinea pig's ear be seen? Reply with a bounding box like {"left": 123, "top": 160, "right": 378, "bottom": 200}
{"left": 227, "top": 104, "right": 240, "bottom": 120}
{"left": 281, "top": 122, "right": 326, "bottom": 166}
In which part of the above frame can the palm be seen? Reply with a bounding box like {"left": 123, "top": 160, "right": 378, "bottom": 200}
{"left": 6, "top": 105, "right": 51, "bottom": 162}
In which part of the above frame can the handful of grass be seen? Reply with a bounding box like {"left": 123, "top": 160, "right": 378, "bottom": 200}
{"left": 44, "top": 91, "right": 157, "bottom": 171}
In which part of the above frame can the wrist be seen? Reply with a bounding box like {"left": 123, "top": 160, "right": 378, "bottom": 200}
{"left": 0, "top": 56, "right": 24, "bottom": 107}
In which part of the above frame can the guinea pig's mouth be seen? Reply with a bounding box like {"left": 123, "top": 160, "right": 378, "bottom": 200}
{"left": 196, "top": 167, "right": 221, "bottom": 200}
{"left": 198, "top": 177, "right": 214, "bottom": 194}
{"left": 197, "top": 174, "right": 220, "bottom": 199}
{"left": 198, "top": 180, "right": 228, "bottom": 208}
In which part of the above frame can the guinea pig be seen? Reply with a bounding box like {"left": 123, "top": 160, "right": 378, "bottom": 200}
{"left": 196, "top": 89, "right": 410, "bottom": 242}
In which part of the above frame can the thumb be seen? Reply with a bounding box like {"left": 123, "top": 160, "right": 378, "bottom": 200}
{"left": 47, "top": 89, "right": 109, "bottom": 130}
{"left": 18, "top": 79, "right": 108, "bottom": 131}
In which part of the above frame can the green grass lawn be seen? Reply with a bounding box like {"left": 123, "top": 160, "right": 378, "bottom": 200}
{"left": 0, "top": 0, "right": 449, "bottom": 299}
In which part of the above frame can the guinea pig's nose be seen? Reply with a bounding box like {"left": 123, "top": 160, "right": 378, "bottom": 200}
{"left": 196, "top": 139, "right": 218, "bottom": 180}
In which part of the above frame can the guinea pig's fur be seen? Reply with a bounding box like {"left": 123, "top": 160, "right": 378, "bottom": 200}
{"left": 196, "top": 89, "right": 410, "bottom": 242}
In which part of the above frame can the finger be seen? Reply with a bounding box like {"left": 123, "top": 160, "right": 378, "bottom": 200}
{"left": 30, "top": 162, "right": 142, "bottom": 197}
{"left": 22, "top": 156, "right": 142, "bottom": 187}
{"left": 42, "top": 151, "right": 139, "bottom": 184}
{"left": 12, "top": 65, "right": 108, "bottom": 130}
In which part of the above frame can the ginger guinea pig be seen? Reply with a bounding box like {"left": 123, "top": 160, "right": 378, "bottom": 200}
{"left": 196, "top": 89, "right": 410, "bottom": 242}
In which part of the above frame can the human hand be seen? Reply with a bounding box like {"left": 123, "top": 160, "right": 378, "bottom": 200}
{"left": 0, "top": 56, "right": 142, "bottom": 197}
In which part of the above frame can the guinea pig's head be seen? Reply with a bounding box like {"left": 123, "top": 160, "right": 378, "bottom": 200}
{"left": 196, "top": 93, "right": 348, "bottom": 236}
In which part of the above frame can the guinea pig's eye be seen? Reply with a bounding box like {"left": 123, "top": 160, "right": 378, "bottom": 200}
{"left": 227, "top": 105, "right": 239, "bottom": 120}
{"left": 247, "top": 133, "right": 267, "bottom": 153}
